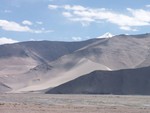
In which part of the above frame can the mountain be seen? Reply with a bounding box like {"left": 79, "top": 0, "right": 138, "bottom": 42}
{"left": 0, "top": 39, "right": 102, "bottom": 92}
{"left": 58, "top": 33, "right": 150, "bottom": 70}
{"left": 46, "top": 66, "right": 150, "bottom": 95}
{"left": 97, "top": 32, "right": 114, "bottom": 38}
{"left": 0, "top": 33, "right": 150, "bottom": 93}
{"left": 0, "top": 40, "right": 96, "bottom": 76}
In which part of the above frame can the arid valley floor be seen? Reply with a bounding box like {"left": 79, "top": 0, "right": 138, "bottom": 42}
{"left": 0, "top": 94, "right": 150, "bottom": 113}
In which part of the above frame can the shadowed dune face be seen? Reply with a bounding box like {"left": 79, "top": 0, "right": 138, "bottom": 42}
{"left": 46, "top": 66, "right": 150, "bottom": 95}
{"left": 0, "top": 33, "right": 150, "bottom": 93}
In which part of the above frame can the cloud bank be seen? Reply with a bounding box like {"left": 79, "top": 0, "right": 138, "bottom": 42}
{"left": 0, "top": 37, "right": 18, "bottom": 45}
{"left": 48, "top": 4, "right": 150, "bottom": 31}
{"left": 22, "top": 20, "right": 33, "bottom": 25}
{"left": 0, "top": 20, "right": 53, "bottom": 33}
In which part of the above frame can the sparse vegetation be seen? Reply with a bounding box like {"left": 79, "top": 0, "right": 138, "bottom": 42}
{"left": 0, "top": 103, "right": 5, "bottom": 105}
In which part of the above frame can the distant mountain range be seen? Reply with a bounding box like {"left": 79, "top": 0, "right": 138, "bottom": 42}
{"left": 0, "top": 33, "right": 150, "bottom": 94}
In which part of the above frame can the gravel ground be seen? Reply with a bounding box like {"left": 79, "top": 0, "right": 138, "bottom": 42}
{"left": 0, "top": 94, "right": 150, "bottom": 113}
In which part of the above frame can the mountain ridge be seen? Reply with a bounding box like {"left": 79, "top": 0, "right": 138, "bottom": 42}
{"left": 0, "top": 33, "right": 150, "bottom": 93}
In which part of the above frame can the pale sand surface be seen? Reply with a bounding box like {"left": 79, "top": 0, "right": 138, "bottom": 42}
{"left": 0, "top": 94, "right": 150, "bottom": 113}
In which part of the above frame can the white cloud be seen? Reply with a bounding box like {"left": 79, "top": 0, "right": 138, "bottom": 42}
{"left": 0, "top": 37, "right": 18, "bottom": 45}
{"left": 70, "top": 17, "right": 94, "bottom": 27}
{"left": 63, "top": 5, "right": 86, "bottom": 11}
{"left": 36, "top": 21, "right": 43, "bottom": 25}
{"left": 120, "top": 26, "right": 137, "bottom": 31}
{"left": 48, "top": 5, "right": 59, "bottom": 9}
{"left": 22, "top": 20, "right": 32, "bottom": 25}
{"left": 0, "top": 19, "right": 53, "bottom": 33}
{"left": 0, "top": 20, "right": 31, "bottom": 32}
{"left": 30, "top": 38, "right": 35, "bottom": 41}
{"left": 48, "top": 4, "right": 150, "bottom": 31}
{"left": 32, "top": 28, "right": 54, "bottom": 34}
{"left": 72, "top": 37, "right": 82, "bottom": 41}
{"left": 4, "top": 10, "right": 12, "bottom": 13}
{"left": 146, "top": 5, "right": 150, "bottom": 8}
{"left": 62, "top": 12, "right": 73, "bottom": 17}
{"left": 33, "top": 29, "right": 53, "bottom": 34}
{"left": 127, "top": 8, "right": 150, "bottom": 22}
{"left": 48, "top": 4, "right": 86, "bottom": 11}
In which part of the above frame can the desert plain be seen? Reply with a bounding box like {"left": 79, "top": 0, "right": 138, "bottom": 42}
{"left": 0, "top": 94, "right": 150, "bottom": 113}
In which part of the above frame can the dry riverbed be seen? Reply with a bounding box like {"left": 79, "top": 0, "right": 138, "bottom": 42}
{"left": 0, "top": 94, "right": 150, "bottom": 113}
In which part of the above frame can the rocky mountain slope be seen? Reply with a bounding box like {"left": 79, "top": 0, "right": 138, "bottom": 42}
{"left": 0, "top": 33, "right": 150, "bottom": 93}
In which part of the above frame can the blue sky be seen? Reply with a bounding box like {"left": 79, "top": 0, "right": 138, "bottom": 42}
{"left": 0, "top": 0, "right": 150, "bottom": 43}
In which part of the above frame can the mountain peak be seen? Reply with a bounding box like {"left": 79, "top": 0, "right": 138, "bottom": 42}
{"left": 97, "top": 32, "right": 114, "bottom": 39}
